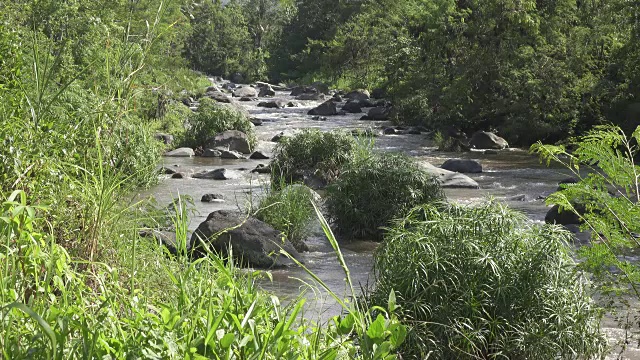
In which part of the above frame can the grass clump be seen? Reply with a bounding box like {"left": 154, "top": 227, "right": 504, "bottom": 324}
{"left": 368, "top": 201, "right": 607, "bottom": 359}
{"left": 182, "top": 97, "right": 256, "bottom": 150}
{"left": 255, "top": 184, "right": 317, "bottom": 252}
{"left": 325, "top": 151, "right": 444, "bottom": 240}
{"left": 270, "top": 129, "right": 358, "bottom": 186}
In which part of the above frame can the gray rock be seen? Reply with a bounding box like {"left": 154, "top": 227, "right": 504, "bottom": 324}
{"left": 230, "top": 73, "right": 244, "bottom": 84}
{"left": 251, "top": 164, "right": 271, "bottom": 174}
{"left": 341, "top": 101, "right": 362, "bottom": 113}
{"left": 311, "top": 81, "right": 330, "bottom": 94}
{"left": 206, "top": 85, "right": 221, "bottom": 93}
{"left": 239, "top": 96, "right": 257, "bottom": 102}
{"left": 358, "top": 99, "right": 376, "bottom": 108}
{"left": 206, "top": 91, "right": 232, "bottom": 103}
{"left": 222, "top": 82, "right": 237, "bottom": 90}
{"left": 258, "top": 99, "right": 287, "bottom": 109}
{"left": 295, "top": 93, "right": 325, "bottom": 101}
{"left": 233, "top": 86, "right": 258, "bottom": 98}
{"left": 205, "top": 130, "right": 252, "bottom": 154}
{"left": 192, "top": 168, "right": 242, "bottom": 180}
{"left": 271, "top": 132, "right": 286, "bottom": 142}
{"left": 345, "top": 89, "right": 370, "bottom": 102}
{"left": 290, "top": 86, "right": 317, "bottom": 97}
{"left": 420, "top": 162, "right": 480, "bottom": 189}
{"left": 201, "top": 193, "right": 225, "bottom": 202}
{"left": 160, "top": 166, "right": 177, "bottom": 175}
{"left": 202, "top": 148, "right": 223, "bottom": 157}
{"left": 366, "top": 106, "right": 392, "bottom": 120}
{"left": 250, "top": 118, "right": 263, "bottom": 126}
{"left": 311, "top": 116, "right": 327, "bottom": 121}
{"left": 308, "top": 100, "right": 338, "bottom": 116}
{"left": 371, "top": 88, "right": 386, "bottom": 99}
{"left": 250, "top": 151, "right": 270, "bottom": 160}
{"left": 171, "top": 172, "right": 187, "bottom": 179}
{"left": 191, "top": 210, "right": 301, "bottom": 268}
{"left": 383, "top": 127, "right": 396, "bottom": 135}
{"left": 470, "top": 131, "right": 509, "bottom": 150}
{"left": 441, "top": 159, "right": 483, "bottom": 173}
{"left": 287, "top": 101, "right": 299, "bottom": 107}
{"left": 333, "top": 94, "right": 343, "bottom": 102}
{"left": 506, "top": 194, "right": 527, "bottom": 202}
{"left": 220, "top": 149, "right": 244, "bottom": 159}
{"left": 165, "top": 147, "right": 194, "bottom": 157}
{"left": 140, "top": 230, "right": 186, "bottom": 255}
{"left": 258, "top": 85, "right": 276, "bottom": 97}
{"left": 154, "top": 133, "right": 174, "bottom": 145}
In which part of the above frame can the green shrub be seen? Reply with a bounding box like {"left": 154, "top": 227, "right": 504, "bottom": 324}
{"left": 270, "top": 129, "right": 358, "bottom": 186}
{"left": 325, "top": 151, "right": 444, "bottom": 240}
{"left": 182, "top": 97, "right": 256, "bottom": 149}
{"left": 368, "top": 201, "right": 607, "bottom": 359}
{"left": 256, "top": 184, "right": 317, "bottom": 252}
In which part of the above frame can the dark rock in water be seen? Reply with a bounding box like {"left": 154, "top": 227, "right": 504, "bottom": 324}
{"left": 271, "top": 132, "right": 286, "bottom": 142}
{"left": 564, "top": 224, "right": 591, "bottom": 244}
{"left": 287, "top": 101, "right": 299, "bottom": 107}
{"left": 239, "top": 96, "right": 257, "bottom": 102}
{"left": 206, "top": 85, "right": 221, "bottom": 93}
{"left": 205, "top": 130, "right": 252, "bottom": 154}
{"left": 333, "top": 94, "right": 343, "bottom": 102}
{"left": 154, "top": 133, "right": 174, "bottom": 145}
{"left": 258, "top": 84, "right": 276, "bottom": 97}
{"left": 358, "top": 99, "right": 376, "bottom": 108}
{"left": 383, "top": 127, "right": 396, "bottom": 135}
{"left": 192, "top": 168, "right": 242, "bottom": 180}
{"left": 230, "top": 73, "right": 244, "bottom": 84}
{"left": 308, "top": 100, "right": 337, "bottom": 116}
{"left": 441, "top": 159, "right": 483, "bottom": 173}
{"left": 420, "top": 162, "right": 480, "bottom": 189}
{"left": 233, "top": 86, "right": 258, "bottom": 98}
{"left": 545, "top": 203, "right": 586, "bottom": 225}
{"left": 251, "top": 164, "right": 271, "bottom": 174}
{"left": 220, "top": 149, "right": 244, "bottom": 159}
{"left": 506, "top": 194, "right": 527, "bottom": 202}
{"left": 191, "top": 210, "right": 301, "bottom": 268}
{"left": 258, "top": 99, "right": 287, "bottom": 109}
{"left": 290, "top": 86, "right": 317, "bottom": 97}
{"left": 371, "top": 88, "right": 386, "bottom": 99}
{"left": 311, "top": 81, "right": 330, "bottom": 94}
{"left": 250, "top": 118, "right": 263, "bottom": 126}
{"left": 165, "top": 147, "right": 194, "bottom": 157}
{"left": 160, "top": 166, "right": 177, "bottom": 175}
{"left": 222, "top": 82, "right": 236, "bottom": 90}
{"left": 311, "top": 116, "right": 327, "bottom": 121}
{"left": 484, "top": 150, "right": 499, "bottom": 155}
{"left": 345, "top": 89, "right": 370, "bottom": 102}
{"left": 373, "top": 99, "right": 391, "bottom": 107}
{"left": 337, "top": 110, "right": 347, "bottom": 116}
{"left": 351, "top": 129, "right": 379, "bottom": 137}
{"left": 341, "top": 101, "right": 362, "bottom": 113}
{"left": 250, "top": 151, "right": 270, "bottom": 160}
{"left": 363, "top": 106, "right": 391, "bottom": 120}
{"left": 202, "top": 148, "right": 223, "bottom": 157}
{"left": 206, "top": 91, "right": 232, "bottom": 103}
{"left": 407, "top": 128, "right": 422, "bottom": 135}
{"left": 201, "top": 193, "right": 225, "bottom": 202}
{"left": 470, "top": 131, "right": 509, "bottom": 149}
{"left": 171, "top": 172, "right": 187, "bottom": 179}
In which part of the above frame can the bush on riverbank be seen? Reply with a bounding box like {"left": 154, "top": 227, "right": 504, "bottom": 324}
{"left": 255, "top": 184, "right": 317, "bottom": 252}
{"left": 368, "top": 201, "right": 607, "bottom": 359}
{"left": 326, "top": 151, "right": 444, "bottom": 240}
{"left": 182, "top": 98, "right": 256, "bottom": 150}
{"left": 270, "top": 129, "right": 358, "bottom": 187}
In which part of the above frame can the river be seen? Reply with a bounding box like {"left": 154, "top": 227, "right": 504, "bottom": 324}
{"left": 141, "top": 84, "right": 639, "bottom": 359}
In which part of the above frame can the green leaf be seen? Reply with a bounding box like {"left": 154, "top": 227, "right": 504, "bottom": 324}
{"left": 339, "top": 313, "right": 356, "bottom": 335}
{"left": 220, "top": 333, "right": 235, "bottom": 348}
{"left": 366, "top": 314, "right": 386, "bottom": 340}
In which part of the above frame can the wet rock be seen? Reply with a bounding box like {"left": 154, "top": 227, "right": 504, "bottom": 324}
{"left": 154, "top": 133, "right": 174, "bottom": 145}
{"left": 290, "top": 86, "right": 317, "bottom": 97}
{"left": 333, "top": 94, "right": 343, "bottom": 102}
{"left": 230, "top": 73, "right": 244, "bottom": 84}
{"left": 345, "top": 89, "right": 370, "bottom": 102}
{"left": 165, "top": 147, "right": 194, "bottom": 157}
{"left": 311, "top": 81, "right": 330, "bottom": 94}
{"left": 506, "top": 194, "right": 527, "bottom": 202}
{"left": 251, "top": 164, "right": 271, "bottom": 174}
{"left": 341, "top": 101, "right": 362, "bottom": 113}
{"left": 206, "top": 85, "right": 221, "bottom": 93}
{"left": 202, "top": 148, "right": 223, "bottom": 157}
{"left": 160, "top": 166, "right": 177, "bottom": 175}
{"left": 365, "top": 106, "right": 392, "bottom": 120}
{"left": 233, "top": 86, "right": 258, "bottom": 98}
{"left": 441, "top": 159, "right": 483, "bottom": 173}
{"left": 191, "top": 210, "right": 301, "bottom": 268}
{"left": 201, "top": 193, "right": 225, "bottom": 203}
{"left": 308, "top": 100, "right": 338, "bottom": 116}
{"left": 484, "top": 150, "right": 499, "bottom": 155}
{"left": 171, "top": 172, "right": 187, "bottom": 179}
{"left": 420, "top": 162, "right": 480, "bottom": 189}
{"left": 250, "top": 151, "right": 271, "bottom": 160}
{"left": 205, "top": 130, "right": 252, "bottom": 154}
{"left": 311, "top": 116, "right": 327, "bottom": 121}
{"left": 287, "top": 101, "right": 300, "bottom": 107}
{"left": 250, "top": 118, "right": 263, "bottom": 126}
{"left": 222, "top": 82, "right": 236, "bottom": 90}
{"left": 206, "top": 91, "right": 232, "bottom": 103}
{"left": 220, "top": 149, "right": 245, "bottom": 159}
{"left": 383, "top": 127, "right": 396, "bottom": 135}
{"left": 192, "top": 168, "right": 242, "bottom": 180}
{"left": 258, "top": 99, "right": 287, "bottom": 109}
{"left": 545, "top": 204, "right": 585, "bottom": 225}
{"left": 258, "top": 84, "right": 276, "bottom": 97}
{"left": 271, "top": 132, "right": 286, "bottom": 142}
{"left": 239, "top": 96, "right": 257, "bottom": 102}
{"left": 407, "top": 128, "right": 422, "bottom": 135}
{"left": 470, "top": 131, "right": 509, "bottom": 150}
{"left": 295, "top": 93, "right": 325, "bottom": 101}
{"left": 358, "top": 99, "right": 376, "bottom": 108}
{"left": 371, "top": 88, "right": 386, "bottom": 99}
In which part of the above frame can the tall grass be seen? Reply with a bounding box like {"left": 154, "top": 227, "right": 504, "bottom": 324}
{"left": 368, "top": 200, "right": 607, "bottom": 359}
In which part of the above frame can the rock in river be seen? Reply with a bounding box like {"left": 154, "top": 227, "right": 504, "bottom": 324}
{"left": 191, "top": 210, "right": 301, "bottom": 268}
{"left": 441, "top": 159, "right": 483, "bottom": 173}
{"left": 421, "top": 162, "right": 480, "bottom": 189}
{"left": 205, "top": 130, "right": 253, "bottom": 154}
{"left": 470, "top": 131, "right": 509, "bottom": 150}
{"left": 165, "top": 147, "right": 194, "bottom": 157}
{"left": 192, "top": 168, "right": 242, "bottom": 180}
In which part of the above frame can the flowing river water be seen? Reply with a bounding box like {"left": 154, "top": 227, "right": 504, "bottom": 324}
{"left": 140, "top": 84, "right": 639, "bottom": 359}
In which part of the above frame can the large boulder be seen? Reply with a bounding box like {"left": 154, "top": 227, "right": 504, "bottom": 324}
{"left": 441, "top": 159, "right": 483, "bottom": 173}
{"left": 165, "top": 147, "right": 194, "bottom": 157}
{"left": 258, "top": 99, "right": 287, "bottom": 109}
{"left": 192, "top": 168, "right": 242, "bottom": 180}
{"left": 258, "top": 84, "right": 276, "bottom": 97}
{"left": 470, "top": 131, "right": 509, "bottom": 150}
{"left": 545, "top": 204, "right": 586, "bottom": 225}
{"left": 420, "top": 162, "right": 480, "bottom": 189}
{"left": 191, "top": 210, "right": 301, "bottom": 268}
{"left": 365, "top": 106, "right": 392, "bottom": 120}
{"left": 295, "top": 93, "right": 324, "bottom": 101}
{"left": 233, "top": 86, "right": 258, "bottom": 98}
{"left": 341, "top": 101, "right": 362, "bottom": 113}
{"left": 290, "top": 86, "right": 317, "bottom": 97}
{"left": 205, "top": 91, "right": 232, "bottom": 103}
{"left": 205, "top": 130, "right": 253, "bottom": 154}
{"left": 311, "top": 81, "right": 330, "bottom": 94}
{"left": 230, "top": 73, "right": 244, "bottom": 84}
{"left": 371, "top": 88, "right": 386, "bottom": 99}
{"left": 308, "top": 100, "right": 338, "bottom": 116}
{"left": 345, "top": 89, "right": 370, "bottom": 102}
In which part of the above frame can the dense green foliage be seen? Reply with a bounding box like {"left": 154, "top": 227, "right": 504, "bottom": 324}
{"left": 369, "top": 201, "right": 606, "bottom": 359}
{"left": 270, "top": 129, "right": 358, "bottom": 186}
{"left": 532, "top": 124, "right": 640, "bottom": 343}
{"left": 255, "top": 184, "right": 317, "bottom": 251}
{"left": 326, "top": 151, "right": 444, "bottom": 240}
{"left": 182, "top": 97, "right": 257, "bottom": 149}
